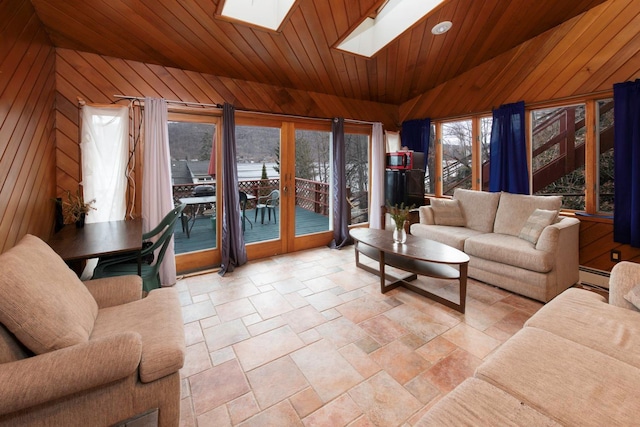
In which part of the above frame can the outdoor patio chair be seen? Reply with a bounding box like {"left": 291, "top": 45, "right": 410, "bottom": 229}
{"left": 92, "top": 204, "right": 186, "bottom": 292}
{"left": 254, "top": 190, "right": 279, "bottom": 224}
{"left": 239, "top": 191, "right": 253, "bottom": 232}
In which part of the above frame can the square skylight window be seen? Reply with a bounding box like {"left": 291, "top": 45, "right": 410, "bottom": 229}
{"left": 220, "top": 0, "right": 296, "bottom": 31}
{"left": 337, "top": 0, "right": 445, "bottom": 58}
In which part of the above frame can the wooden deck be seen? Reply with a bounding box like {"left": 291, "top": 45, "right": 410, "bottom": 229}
{"left": 173, "top": 206, "right": 330, "bottom": 254}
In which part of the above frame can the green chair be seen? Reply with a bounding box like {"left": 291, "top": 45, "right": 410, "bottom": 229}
{"left": 239, "top": 191, "right": 253, "bottom": 232}
{"left": 92, "top": 204, "right": 186, "bottom": 292}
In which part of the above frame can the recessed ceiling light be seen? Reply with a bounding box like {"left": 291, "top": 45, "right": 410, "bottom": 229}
{"left": 220, "top": 0, "right": 296, "bottom": 31}
{"left": 337, "top": 0, "right": 445, "bottom": 58}
{"left": 431, "top": 21, "right": 452, "bottom": 35}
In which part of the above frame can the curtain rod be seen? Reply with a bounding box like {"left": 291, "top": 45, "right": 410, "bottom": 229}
{"left": 113, "top": 94, "right": 378, "bottom": 126}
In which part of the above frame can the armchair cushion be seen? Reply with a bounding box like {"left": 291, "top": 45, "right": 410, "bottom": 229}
{"left": 0, "top": 235, "right": 98, "bottom": 354}
{"left": 91, "top": 287, "right": 185, "bottom": 383}
{"left": 83, "top": 276, "right": 143, "bottom": 308}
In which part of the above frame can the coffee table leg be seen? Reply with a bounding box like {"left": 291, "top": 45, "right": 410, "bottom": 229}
{"left": 459, "top": 262, "right": 468, "bottom": 313}
{"left": 379, "top": 250, "right": 386, "bottom": 293}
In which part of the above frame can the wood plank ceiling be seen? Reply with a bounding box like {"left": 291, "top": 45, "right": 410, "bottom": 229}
{"left": 30, "top": 0, "right": 606, "bottom": 105}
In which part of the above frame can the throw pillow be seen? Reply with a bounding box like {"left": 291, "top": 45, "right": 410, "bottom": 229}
{"left": 624, "top": 285, "right": 640, "bottom": 310}
{"left": 518, "top": 209, "right": 559, "bottom": 244}
{"left": 0, "top": 235, "right": 98, "bottom": 354}
{"left": 431, "top": 198, "right": 466, "bottom": 227}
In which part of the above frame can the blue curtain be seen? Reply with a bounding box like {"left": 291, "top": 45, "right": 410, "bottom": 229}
{"left": 329, "top": 117, "right": 351, "bottom": 249}
{"left": 488, "top": 101, "right": 529, "bottom": 194}
{"left": 219, "top": 103, "right": 247, "bottom": 275}
{"left": 401, "top": 118, "right": 431, "bottom": 170}
{"left": 613, "top": 79, "right": 640, "bottom": 247}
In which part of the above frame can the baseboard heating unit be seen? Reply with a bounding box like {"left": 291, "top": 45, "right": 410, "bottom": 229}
{"left": 579, "top": 266, "right": 610, "bottom": 290}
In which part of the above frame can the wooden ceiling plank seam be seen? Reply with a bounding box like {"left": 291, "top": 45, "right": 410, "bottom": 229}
{"left": 224, "top": 78, "right": 270, "bottom": 112}
{"left": 62, "top": 50, "right": 123, "bottom": 103}
{"left": 576, "top": 23, "right": 640, "bottom": 94}
{"left": 182, "top": 69, "right": 226, "bottom": 105}
{"left": 533, "top": 0, "right": 630, "bottom": 100}
{"left": 429, "top": 0, "right": 473, "bottom": 88}
{"left": 126, "top": 61, "right": 180, "bottom": 100}
{"left": 400, "top": 15, "right": 431, "bottom": 103}
{"left": 0, "top": 0, "right": 25, "bottom": 34}
{"left": 9, "top": 86, "right": 56, "bottom": 245}
{"left": 279, "top": 23, "right": 327, "bottom": 94}
{"left": 102, "top": 56, "right": 162, "bottom": 99}
{"left": 55, "top": 91, "right": 80, "bottom": 128}
{"left": 597, "top": 50, "right": 640, "bottom": 91}
{"left": 164, "top": 67, "right": 211, "bottom": 104}
{"left": 0, "top": 14, "right": 45, "bottom": 102}
{"left": 0, "top": 40, "right": 51, "bottom": 165}
{"left": 103, "top": 0, "right": 212, "bottom": 72}
{"left": 177, "top": 0, "right": 263, "bottom": 82}
{"left": 444, "top": 0, "right": 498, "bottom": 84}
{"left": 300, "top": 0, "right": 351, "bottom": 99}
{"left": 75, "top": 50, "right": 141, "bottom": 99}
{"left": 201, "top": 74, "right": 242, "bottom": 106}
{"left": 0, "top": 0, "right": 39, "bottom": 64}
{"left": 55, "top": 52, "right": 115, "bottom": 103}
{"left": 144, "top": 63, "right": 197, "bottom": 103}
{"left": 406, "top": 13, "right": 439, "bottom": 101}
{"left": 353, "top": 56, "right": 371, "bottom": 103}
{"left": 0, "top": 50, "right": 54, "bottom": 220}
{"left": 285, "top": 10, "right": 335, "bottom": 94}
{"left": 550, "top": 1, "right": 640, "bottom": 97}
{"left": 32, "top": 1, "right": 155, "bottom": 65}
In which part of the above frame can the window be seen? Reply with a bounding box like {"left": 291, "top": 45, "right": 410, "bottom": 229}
{"left": 345, "top": 132, "right": 369, "bottom": 225}
{"left": 442, "top": 119, "right": 472, "bottom": 196}
{"left": 480, "top": 117, "right": 492, "bottom": 191}
{"left": 597, "top": 98, "right": 614, "bottom": 213}
{"left": 425, "top": 123, "right": 436, "bottom": 194}
{"left": 168, "top": 118, "right": 217, "bottom": 254}
{"left": 532, "top": 104, "right": 586, "bottom": 210}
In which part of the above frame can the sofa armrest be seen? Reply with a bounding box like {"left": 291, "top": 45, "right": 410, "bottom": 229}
{"left": 609, "top": 261, "right": 640, "bottom": 311}
{"left": 0, "top": 332, "right": 142, "bottom": 415}
{"left": 418, "top": 205, "right": 435, "bottom": 225}
{"left": 536, "top": 217, "right": 580, "bottom": 298}
{"left": 83, "top": 275, "right": 143, "bottom": 308}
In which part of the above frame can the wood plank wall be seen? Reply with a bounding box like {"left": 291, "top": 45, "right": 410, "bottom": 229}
{"left": 0, "top": 0, "right": 57, "bottom": 254}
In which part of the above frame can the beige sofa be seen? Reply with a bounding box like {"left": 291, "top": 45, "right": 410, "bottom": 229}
{"left": 410, "top": 189, "right": 580, "bottom": 302}
{"left": 417, "top": 261, "right": 640, "bottom": 426}
{"left": 0, "top": 235, "right": 185, "bottom": 426}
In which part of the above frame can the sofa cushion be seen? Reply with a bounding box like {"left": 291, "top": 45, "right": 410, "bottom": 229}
{"left": 0, "top": 323, "right": 31, "bottom": 363}
{"left": 91, "top": 287, "right": 185, "bottom": 383}
{"left": 453, "top": 189, "right": 501, "bottom": 233}
{"left": 518, "top": 209, "right": 558, "bottom": 244}
{"left": 410, "top": 224, "right": 484, "bottom": 251}
{"left": 526, "top": 288, "right": 640, "bottom": 370}
{"left": 464, "top": 233, "right": 555, "bottom": 273}
{"left": 493, "top": 192, "right": 562, "bottom": 237}
{"left": 475, "top": 327, "right": 640, "bottom": 427}
{"left": 624, "top": 284, "right": 640, "bottom": 310}
{"left": 416, "top": 378, "right": 561, "bottom": 427}
{"left": 0, "top": 235, "right": 98, "bottom": 354}
{"left": 430, "top": 198, "right": 465, "bottom": 226}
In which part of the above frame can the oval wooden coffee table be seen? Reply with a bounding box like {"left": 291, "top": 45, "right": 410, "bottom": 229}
{"left": 350, "top": 228, "right": 470, "bottom": 313}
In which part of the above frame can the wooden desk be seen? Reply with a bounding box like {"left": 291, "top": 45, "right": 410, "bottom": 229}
{"left": 48, "top": 219, "right": 143, "bottom": 276}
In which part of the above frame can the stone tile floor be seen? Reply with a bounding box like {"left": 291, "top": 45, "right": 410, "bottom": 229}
{"left": 177, "top": 245, "right": 543, "bottom": 426}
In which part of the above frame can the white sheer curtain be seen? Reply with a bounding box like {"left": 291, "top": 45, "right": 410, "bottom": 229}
{"left": 143, "top": 97, "right": 176, "bottom": 286}
{"left": 80, "top": 105, "right": 128, "bottom": 223}
{"left": 385, "top": 130, "right": 401, "bottom": 152}
{"left": 369, "top": 123, "right": 385, "bottom": 229}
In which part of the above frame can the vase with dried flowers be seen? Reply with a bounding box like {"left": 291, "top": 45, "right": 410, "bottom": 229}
{"left": 386, "top": 202, "right": 414, "bottom": 244}
{"left": 58, "top": 189, "right": 96, "bottom": 228}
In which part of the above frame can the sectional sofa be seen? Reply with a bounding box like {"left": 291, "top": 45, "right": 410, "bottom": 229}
{"left": 410, "top": 189, "right": 580, "bottom": 302}
{"left": 417, "top": 261, "right": 640, "bottom": 426}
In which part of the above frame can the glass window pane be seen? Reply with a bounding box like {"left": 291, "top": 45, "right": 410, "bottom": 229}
{"left": 442, "top": 120, "right": 472, "bottom": 196}
{"left": 294, "top": 129, "right": 331, "bottom": 236}
{"left": 532, "top": 105, "right": 586, "bottom": 210}
{"left": 236, "top": 125, "right": 281, "bottom": 242}
{"left": 345, "top": 133, "right": 370, "bottom": 225}
{"left": 481, "top": 117, "right": 492, "bottom": 191}
{"left": 425, "top": 124, "right": 436, "bottom": 194}
{"left": 168, "top": 121, "right": 216, "bottom": 254}
{"left": 597, "top": 98, "right": 614, "bottom": 213}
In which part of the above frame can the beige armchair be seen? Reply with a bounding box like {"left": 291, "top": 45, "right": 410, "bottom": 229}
{"left": 609, "top": 261, "right": 640, "bottom": 312}
{"left": 0, "top": 235, "right": 185, "bottom": 426}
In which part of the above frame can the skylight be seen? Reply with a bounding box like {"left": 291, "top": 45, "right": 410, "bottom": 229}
{"left": 220, "top": 0, "right": 296, "bottom": 31}
{"left": 337, "top": 0, "right": 445, "bottom": 58}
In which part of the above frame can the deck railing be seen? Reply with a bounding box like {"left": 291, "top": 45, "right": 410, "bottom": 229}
{"left": 172, "top": 178, "right": 330, "bottom": 216}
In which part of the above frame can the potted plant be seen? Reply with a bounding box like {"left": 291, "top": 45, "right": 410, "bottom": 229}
{"left": 386, "top": 202, "right": 414, "bottom": 244}
{"left": 59, "top": 189, "right": 96, "bottom": 228}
